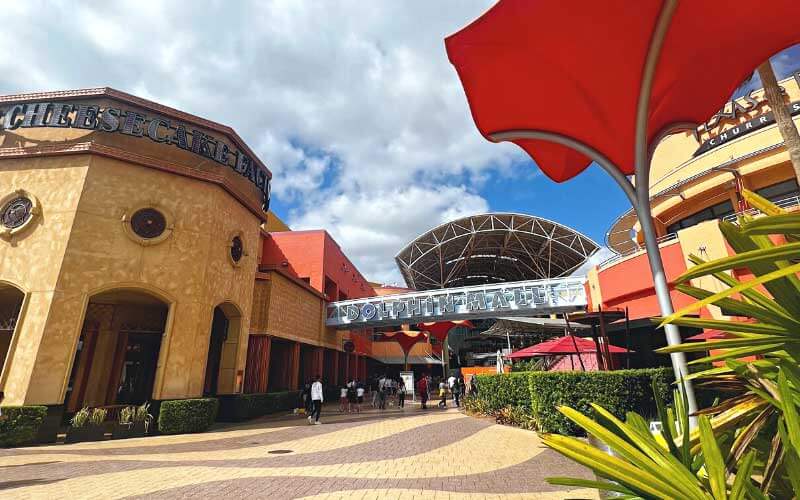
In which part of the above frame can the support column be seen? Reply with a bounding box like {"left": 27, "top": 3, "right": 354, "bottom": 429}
{"left": 332, "top": 350, "right": 340, "bottom": 386}
{"left": 289, "top": 341, "right": 300, "bottom": 390}
{"left": 314, "top": 347, "right": 324, "bottom": 378}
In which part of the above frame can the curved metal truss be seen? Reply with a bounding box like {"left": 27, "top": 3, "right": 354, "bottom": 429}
{"left": 395, "top": 213, "right": 599, "bottom": 290}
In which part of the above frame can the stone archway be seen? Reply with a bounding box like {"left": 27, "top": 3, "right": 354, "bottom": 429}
{"left": 64, "top": 288, "right": 169, "bottom": 412}
{"left": 204, "top": 302, "right": 243, "bottom": 397}
{"left": 0, "top": 282, "right": 25, "bottom": 389}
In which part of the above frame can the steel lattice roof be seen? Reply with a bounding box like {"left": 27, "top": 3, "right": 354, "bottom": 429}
{"left": 395, "top": 213, "right": 599, "bottom": 290}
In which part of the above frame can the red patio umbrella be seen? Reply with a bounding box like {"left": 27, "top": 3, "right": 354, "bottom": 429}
{"left": 378, "top": 330, "right": 428, "bottom": 370}
{"left": 508, "top": 336, "right": 631, "bottom": 358}
{"left": 445, "top": 0, "right": 799, "bottom": 417}
{"left": 418, "top": 320, "right": 474, "bottom": 343}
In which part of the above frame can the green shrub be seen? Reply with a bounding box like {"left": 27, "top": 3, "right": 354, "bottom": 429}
{"left": 474, "top": 372, "right": 533, "bottom": 413}
{"left": 158, "top": 398, "right": 218, "bottom": 434}
{"left": 528, "top": 368, "right": 673, "bottom": 435}
{"left": 0, "top": 406, "right": 47, "bottom": 447}
{"left": 217, "top": 391, "right": 301, "bottom": 422}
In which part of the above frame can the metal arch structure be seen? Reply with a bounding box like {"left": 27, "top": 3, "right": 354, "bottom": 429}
{"left": 395, "top": 213, "right": 599, "bottom": 291}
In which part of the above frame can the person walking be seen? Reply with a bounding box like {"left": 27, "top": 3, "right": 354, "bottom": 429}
{"left": 397, "top": 378, "right": 406, "bottom": 408}
{"left": 417, "top": 374, "right": 428, "bottom": 409}
{"left": 452, "top": 377, "right": 461, "bottom": 407}
{"left": 356, "top": 383, "right": 364, "bottom": 413}
{"left": 308, "top": 375, "right": 323, "bottom": 425}
{"left": 437, "top": 380, "right": 447, "bottom": 408}
{"left": 339, "top": 384, "right": 348, "bottom": 412}
{"left": 377, "top": 374, "right": 387, "bottom": 410}
{"left": 346, "top": 379, "right": 358, "bottom": 413}
{"left": 469, "top": 375, "right": 478, "bottom": 396}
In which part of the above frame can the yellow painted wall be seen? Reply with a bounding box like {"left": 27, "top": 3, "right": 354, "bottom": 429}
{"left": 0, "top": 92, "right": 267, "bottom": 405}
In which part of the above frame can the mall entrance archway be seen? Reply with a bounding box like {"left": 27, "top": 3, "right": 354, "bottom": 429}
{"left": 0, "top": 283, "right": 25, "bottom": 388}
{"left": 64, "top": 288, "right": 169, "bottom": 412}
{"left": 204, "top": 302, "right": 243, "bottom": 397}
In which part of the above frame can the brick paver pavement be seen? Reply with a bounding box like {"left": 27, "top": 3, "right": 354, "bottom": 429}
{"left": 0, "top": 404, "right": 597, "bottom": 499}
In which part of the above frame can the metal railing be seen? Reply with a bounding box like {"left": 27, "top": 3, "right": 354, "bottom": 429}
{"left": 600, "top": 194, "right": 799, "bottom": 270}
{"left": 599, "top": 232, "right": 678, "bottom": 269}
{"left": 722, "top": 194, "right": 800, "bottom": 223}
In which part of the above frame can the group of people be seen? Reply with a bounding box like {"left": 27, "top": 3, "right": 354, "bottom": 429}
{"left": 415, "top": 373, "right": 469, "bottom": 410}
{"left": 300, "top": 372, "right": 479, "bottom": 424}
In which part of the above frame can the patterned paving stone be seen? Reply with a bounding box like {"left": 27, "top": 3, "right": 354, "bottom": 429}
{"left": 0, "top": 405, "right": 596, "bottom": 499}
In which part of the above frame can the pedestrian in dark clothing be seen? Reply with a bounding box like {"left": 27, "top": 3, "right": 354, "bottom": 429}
{"left": 397, "top": 379, "right": 406, "bottom": 408}
{"left": 308, "top": 375, "right": 323, "bottom": 424}
{"left": 417, "top": 375, "right": 428, "bottom": 409}
{"left": 452, "top": 378, "right": 461, "bottom": 407}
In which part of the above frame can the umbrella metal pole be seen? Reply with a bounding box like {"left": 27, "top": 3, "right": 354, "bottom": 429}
{"left": 625, "top": 307, "right": 631, "bottom": 369}
{"left": 563, "top": 313, "right": 585, "bottom": 371}
{"left": 633, "top": 0, "right": 698, "bottom": 423}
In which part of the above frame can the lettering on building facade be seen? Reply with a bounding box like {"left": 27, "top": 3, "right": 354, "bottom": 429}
{"left": 326, "top": 278, "right": 587, "bottom": 327}
{"left": 0, "top": 101, "right": 271, "bottom": 210}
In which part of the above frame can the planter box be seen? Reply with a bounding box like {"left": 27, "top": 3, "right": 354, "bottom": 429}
{"left": 112, "top": 422, "right": 147, "bottom": 440}
{"left": 65, "top": 425, "right": 106, "bottom": 444}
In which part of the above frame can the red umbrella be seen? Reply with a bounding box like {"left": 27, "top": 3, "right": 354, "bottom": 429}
{"left": 507, "top": 336, "right": 631, "bottom": 358}
{"left": 446, "top": 0, "right": 799, "bottom": 416}
{"left": 378, "top": 330, "right": 427, "bottom": 370}
{"left": 418, "top": 320, "right": 474, "bottom": 343}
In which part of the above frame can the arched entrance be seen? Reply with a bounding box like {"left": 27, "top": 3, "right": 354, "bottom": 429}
{"left": 0, "top": 282, "right": 25, "bottom": 386}
{"left": 204, "top": 302, "right": 242, "bottom": 396}
{"left": 64, "top": 289, "right": 169, "bottom": 411}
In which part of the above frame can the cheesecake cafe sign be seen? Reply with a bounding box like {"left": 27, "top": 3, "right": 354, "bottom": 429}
{"left": 1, "top": 101, "right": 271, "bottom": 210}
{"left": 325, "top": 277, "right": 587, "bottom": 328}
{"left": 694, "top": 69, "right": 800, "bottom": 157}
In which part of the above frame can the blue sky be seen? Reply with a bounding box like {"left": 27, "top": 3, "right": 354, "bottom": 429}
{"left": 2, "top": 1, "right": 799, "bottom": 284}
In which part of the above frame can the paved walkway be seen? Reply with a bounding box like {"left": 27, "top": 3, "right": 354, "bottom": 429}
{"left": 0, "top": 404, "right": 597, "bottom": 499}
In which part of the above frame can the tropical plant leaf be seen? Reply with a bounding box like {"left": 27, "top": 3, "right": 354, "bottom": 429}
{"left": 729, "top": 450, "right": 756, "bottom": 500}
{"left": 742, "top": 189, "right": 787, "bottom": 216}
{"left": 740, "top": 213, "right": 800, "bottom": 236}
{"left": 686, "top": 344, "right": 784, "bottom": 365}
{"left": 718, "top": 221, "right": 800, "bottom": 317}
{"left": 660, "top": 336, "right": 796, "bottom": 354}
{"left": 673, "top": 284, "right": 800, "bottom": 330}
{"left": 761, "top": 431, "right": 783, "bottom": 494}
{"left": 659, "top": 261, "right": 800, "bottom": 327}
{"left": 686, "top": 254, "right": 794, "bottom": 320}
{"left": 698, "top": 415, "right": 728, "bottom": 500}
{"left": 777, "top": 420, "right": 800, "bottom": 495}
{"left": 677, "top": 242, "right": 800, "bottom": 282}
{"left": 545, "top": 477, "right": 635, "bottom": 496}
{"left": 541, "top": 433, "right": 695, "bottom": 499}
{"left": 778, "top": 370, "right": 800, "bottom": 452}
{"left": 654, "top": 315, "right": 792, "bottom": 337}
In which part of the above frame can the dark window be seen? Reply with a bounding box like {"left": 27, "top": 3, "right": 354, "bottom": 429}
{"left": 666, "top": 199, "right": 734, "bottom": 234}
{"left": 755, "top": 179, "right": 800, "bottom": 203}
{"left": 130, "top": 208, "right": 166, "bottom": 239}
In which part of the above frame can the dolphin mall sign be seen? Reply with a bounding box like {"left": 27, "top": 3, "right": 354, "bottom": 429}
{"left": 325, "top": 277, "right": 587, "bottom": 328}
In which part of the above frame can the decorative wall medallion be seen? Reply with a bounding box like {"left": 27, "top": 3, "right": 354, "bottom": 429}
{"left": 122, "top": 205, "right": 173, "bottom": 246}
{"left": 0, "top": 190, "right": 40, "bottom": 239}
{"left": 228, "top": 231, "right": 247, "bottom": 267}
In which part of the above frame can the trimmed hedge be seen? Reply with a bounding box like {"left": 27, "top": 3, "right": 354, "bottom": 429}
{"left": 158, "top": 398, "right": 218, "bottom": 434}
{"left": 0, "top": 406, "right": 47, "bottom": 447}
{"left": 528, "top": 368, "right": 673, "bottom": 435}
{"left": 474, "top": 372, "right": 533, "bottom": 413}
{"left": 473, "top": 368, "right": 673, "bottom": 435}
{"left": 217, "top": 391, "right": 301, "bottom": 422}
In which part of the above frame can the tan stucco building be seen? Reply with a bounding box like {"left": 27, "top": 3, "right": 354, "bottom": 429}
{"left": 0, "top": 89, "right": 273, "bottom": 435}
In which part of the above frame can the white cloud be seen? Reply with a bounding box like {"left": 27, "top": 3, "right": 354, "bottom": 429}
{"left": 0, "top": 0, "right": 524, "bottom": 284}
{"left": 570, "top": 246, "right": 615, "bottom": 277}
{"left": 289, "top": 185, "right": 489, "bottom": 284}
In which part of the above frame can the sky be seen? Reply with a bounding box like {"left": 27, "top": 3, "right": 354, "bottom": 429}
{"left": 2, "top": 1, "right": 799, "bottom": 285}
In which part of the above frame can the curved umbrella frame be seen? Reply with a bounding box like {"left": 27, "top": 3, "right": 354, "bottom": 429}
{"left": 486, "top": 0, "right": 698, "bottom": 418}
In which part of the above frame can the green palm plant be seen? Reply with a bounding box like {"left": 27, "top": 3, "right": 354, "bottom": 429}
{"left": 541, "top": 190, "right": 800, "bottom": 498}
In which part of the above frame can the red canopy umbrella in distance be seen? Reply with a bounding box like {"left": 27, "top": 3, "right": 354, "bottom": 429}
{"left": 445, "top": 0, "right": 800, "bottom": 419}
{"left": 507, "top": 336, "right": 632, "bottom": 358}
{"left": 378, "top": 330, "right": 428, "bottom": 370}
{"left": 417, "top": 320, "right": 474, "bottom": 343}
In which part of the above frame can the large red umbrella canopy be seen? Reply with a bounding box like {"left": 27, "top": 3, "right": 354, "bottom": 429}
{"left": 507, "top": 336, "right": 631, "bottom": 358}
{"left": 378, "top": 330, "right": 428, "bottom": 355}
{"left": 418, "top": 320, "right": 474, "bottom": 343}
{"left": 445, "top": 0, "right": 800, "bottom": 182}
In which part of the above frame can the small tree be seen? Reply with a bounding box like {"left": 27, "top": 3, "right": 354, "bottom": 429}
{"left": 757, "top": 60, "right": 800, "bottom": 186}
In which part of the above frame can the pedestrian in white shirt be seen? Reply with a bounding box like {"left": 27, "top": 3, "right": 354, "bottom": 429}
{"left": 308, "top": 375, "right": 324, "bottom": 425}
